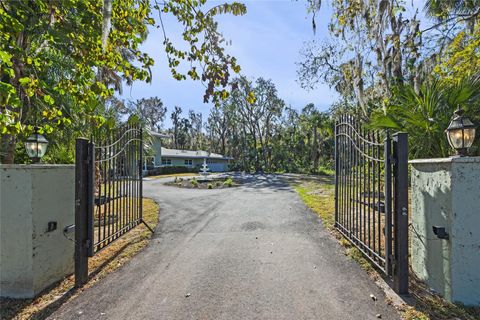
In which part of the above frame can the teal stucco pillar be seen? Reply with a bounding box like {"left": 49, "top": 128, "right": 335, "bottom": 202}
{"left": 410, "top": 157, "right": 480, "bottom": 306}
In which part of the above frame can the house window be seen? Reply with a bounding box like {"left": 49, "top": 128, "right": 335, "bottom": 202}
{"left": 162, "top": 158, "right": 172, "bottom": 166}
{"left": 184, "top": 159, "right": 193, "bottom": 166}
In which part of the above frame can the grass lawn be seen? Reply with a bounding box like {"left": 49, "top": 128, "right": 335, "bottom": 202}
{"left": 0, "top": 198, "right": 159, "bottom": 320}
{"left": 292, "top": 176, "right": 480, "bottom": 320}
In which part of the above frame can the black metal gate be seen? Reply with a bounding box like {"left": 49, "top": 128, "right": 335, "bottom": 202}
{"left": 74, "top": 124, "right": 152, "bottom": 286}
{"left": 334, "top": 115, "right": 409, "bottom": 294}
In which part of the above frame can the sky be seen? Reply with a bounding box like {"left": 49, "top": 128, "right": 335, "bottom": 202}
{"left": 118, "top": 0, "right": 337, "bottom": 127}
{"left": 119, "top": 0, "right": 427, "bottom": 127}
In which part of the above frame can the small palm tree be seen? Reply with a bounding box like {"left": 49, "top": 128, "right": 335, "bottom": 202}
{"left": 370, "top": 76, "right": 480, "bottom": 158}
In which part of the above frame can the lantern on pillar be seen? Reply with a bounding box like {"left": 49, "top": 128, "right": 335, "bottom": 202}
{"left": 25, "top": 128, "right": 49, "bottom": 163}
{"left": 445, "top": 109, "right": 476, "bottom": 157}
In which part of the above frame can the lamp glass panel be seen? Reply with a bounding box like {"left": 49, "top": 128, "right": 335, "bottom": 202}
{"left": 25, "top": 141, "right": 39, "bottom": 157}
{"left": 463, "top": 127, "right": 476, "bottom": 148}
{"left": 447, "top": 128, "right": 464, "bottom": 149}
{"left": 37, "top": 141, "right": 48, "bottom": 157}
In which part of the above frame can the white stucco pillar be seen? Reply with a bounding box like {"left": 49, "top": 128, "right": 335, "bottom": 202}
{"left": 0, "top": 165, "right": 75, "bottom": 298}
{"left": 410, "top": 157, "right": 480, "bottom": 306}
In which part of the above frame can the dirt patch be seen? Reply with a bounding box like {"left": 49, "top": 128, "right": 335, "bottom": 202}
{"left": 306, "top": 188, "right": 333, "bottom": 197}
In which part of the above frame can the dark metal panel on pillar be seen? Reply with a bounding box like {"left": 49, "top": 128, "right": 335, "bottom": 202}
{"left": 74, "top": 138, "right": 89, "bottom": 287}
{"left": 384, "top": 132, "right": 393, "bottom": 277}
{"left": 393, "top": 132, "right": 409, "bottom": 294}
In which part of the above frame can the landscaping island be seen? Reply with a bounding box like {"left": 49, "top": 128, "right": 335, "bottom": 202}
{"left": 166, "top": 177, "right": 238, "bottom": 189}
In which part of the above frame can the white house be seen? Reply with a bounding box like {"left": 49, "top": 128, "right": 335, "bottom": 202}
{"left": 144, "top": 132, "right": 232, "bottom": 172}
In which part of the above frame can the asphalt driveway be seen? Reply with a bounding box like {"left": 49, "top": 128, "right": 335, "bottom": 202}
{"left": 49, "top": 174, "right": 400, "bottom": 320}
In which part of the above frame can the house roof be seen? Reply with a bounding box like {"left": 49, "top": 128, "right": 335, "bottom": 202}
{"left": 161, "top": 147, "right": 233, "bottom": 160}
{"left": 149, "top": 131, "right": 170, "bottom": 138}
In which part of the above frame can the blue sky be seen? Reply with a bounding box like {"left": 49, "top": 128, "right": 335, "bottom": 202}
{"left": 119, "top": 1, "right": 336, "bottom": 126}
{"left": 119, "top": 0, "right": 426, "bottom": 126}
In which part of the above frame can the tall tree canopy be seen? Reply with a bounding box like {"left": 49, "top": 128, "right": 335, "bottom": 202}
{"left": 0, "top": 0, "right": 246, "bottom": 163}
{"left": 298, "top": 0, "right": 479, "bottom": 110}
{"left": 118, "top": 97, "right": 167, "bottom": 131}
{"left": 298, "top": 0, "right": 480, "bottom": 157}
{"left": 204, "top": 76, "right": 333, "bottom": 173}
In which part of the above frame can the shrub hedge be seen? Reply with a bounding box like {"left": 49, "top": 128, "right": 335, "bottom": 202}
{"left": 145, "top": 166, "right": 198, "bottom": 176}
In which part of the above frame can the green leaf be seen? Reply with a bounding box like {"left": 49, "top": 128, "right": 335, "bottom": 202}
{"left": 368, "top": 113, "right": 401, "bottom": 130}
{"left": 0, "top": 51, "right": 13, "bottom": 66}
{"left": 19, "top": 77, "right": 31, "bottom": 85}
{"left": 43, "top": 95, "right": 55, "bottom": 105}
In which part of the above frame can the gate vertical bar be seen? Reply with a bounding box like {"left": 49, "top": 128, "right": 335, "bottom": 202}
{"left": 393, "top": 132, "right": 409, "bottom": 294}
{"left": 342, "top": 117, "right": 345, "bottom": 228}
{"left": 102, "top": 137, "right": 107, "bottom": 247}
{"left": 139, "top": 126, "right": 143, "bottom": 222}
{"left": 348, "top": 117, "right": 352, "bottom": 236}
{"left": 340, "top": 116, "right": 344, "bottom": 228}
{"left": 372, "top": 133, "right": 377, "bottom": 256}
{"left": 75, "top": 138, "right": 89, "bottom": 287}
{"left": 87, "top": 142, "right": 94, "bottom": 257}
{"left": 128, "top": 124, "right": 132, "bottom": 228}
{"left": 362, "top": 129, "right": 366, "bottom": 248}
{"left": 109, "top": 134, "right": 113, "bottom": 243}
{"left": 384, "top": 132, "right": 393, "bottom": 276}
{"left": 334, "top": 119, "right": 339, "bottom": 227}
{"left": 367, "top": 131, "right": 371, "bottom": 253}
{"left": 134, "top": 127, "right": 137, "bottom": 223}
{"left": 352, "top": 118, "right": 356, "bottom": 238}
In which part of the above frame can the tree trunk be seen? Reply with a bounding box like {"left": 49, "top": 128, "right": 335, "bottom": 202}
{"left": 256, "top": 123, "right": 267, "bottom": 171}
{"left": 101, "top": 0, "right": 113, "bottom": 51}
{"left": 311, "top": 125, "right": 318, "bottom": 170}
{"left": 0, "top": 134, "right": 16, "bottom": 164}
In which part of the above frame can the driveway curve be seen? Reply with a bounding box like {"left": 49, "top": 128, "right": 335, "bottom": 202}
{"left": 49, "top": 174, "right": 400, "bottom": 320}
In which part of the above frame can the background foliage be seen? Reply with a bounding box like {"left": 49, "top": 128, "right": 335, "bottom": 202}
{"left": 2, "top": 0, "right": 479, "bottom": 166}
{"left": 298, "top": 0, "right": 480, "bottom": 158}
{"left": 0, "top": 0, "right": 246, "bottom": 163}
